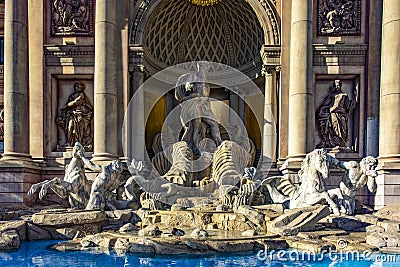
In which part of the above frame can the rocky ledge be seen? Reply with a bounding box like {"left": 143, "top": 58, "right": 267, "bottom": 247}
{"left": 2, "top": 203, "right": 400, "bottom": 255}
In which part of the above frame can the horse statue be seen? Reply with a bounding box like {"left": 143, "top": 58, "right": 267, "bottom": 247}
{"left": 27, "top": 142, "right": 91, "bottom": 209}
{"left": 261, "top": 149, "right": 340, "bottom": 215}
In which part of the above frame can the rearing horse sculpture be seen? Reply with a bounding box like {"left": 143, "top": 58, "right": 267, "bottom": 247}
{"left": 261, "top": 149, "right": 340, "bottom": 215}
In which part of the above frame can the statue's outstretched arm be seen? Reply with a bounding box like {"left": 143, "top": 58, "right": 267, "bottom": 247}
{"left": 327, "top": 154, "right": 345, "bottom": 169}
{"left": 78, "top": 151, "right": 102, "bottom": 172}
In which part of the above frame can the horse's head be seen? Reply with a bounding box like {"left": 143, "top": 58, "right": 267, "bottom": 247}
{"left": 301, "top": 149, "right": 329, "bottom": 179}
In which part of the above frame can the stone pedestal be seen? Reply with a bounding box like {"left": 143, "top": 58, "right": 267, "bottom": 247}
{"left": 375, "top": 163, "right": 400, "bottom": 210}
{"left": 0, "top": 164, "right": 41, "bottom": 205}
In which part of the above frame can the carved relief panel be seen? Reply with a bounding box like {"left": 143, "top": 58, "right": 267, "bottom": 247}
{"left": 317, "top": 0, "right": 361, "bottom": 36}
{"left": 51, "top": 0, "right": 93, "bottom": 36}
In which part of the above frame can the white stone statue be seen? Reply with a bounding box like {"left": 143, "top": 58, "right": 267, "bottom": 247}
{"left": 28, "top": 142, "right": 91, "bottom": 209}
{"left": 175, "top": 61, "right": 222, "bottom": 156}
{"left": 261, "top": 149, "right": 341, "bottom": 215}
{"left": 328, "top": 156, "right": 378, "bottom": 215}
{"left": 78, "top": 152, "right": 124, "bottom": 211}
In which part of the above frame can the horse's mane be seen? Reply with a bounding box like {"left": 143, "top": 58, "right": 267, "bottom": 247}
{"left": 298, "top": 149, "right": 327, "bottom": 182}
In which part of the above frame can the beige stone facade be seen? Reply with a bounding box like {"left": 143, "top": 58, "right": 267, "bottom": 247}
{"left": 0, "top": 0, "right": 397, "bottom": 209}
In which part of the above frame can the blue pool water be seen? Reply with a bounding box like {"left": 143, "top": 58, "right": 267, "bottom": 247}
{"left": 0, "top": 240, "right": 399, "bottom": 267}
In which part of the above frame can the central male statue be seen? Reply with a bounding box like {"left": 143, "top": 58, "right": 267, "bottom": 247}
{"left": 175, "top": 61, "right": 222, "bottom": 156}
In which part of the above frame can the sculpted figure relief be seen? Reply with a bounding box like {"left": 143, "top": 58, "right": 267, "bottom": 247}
{"left": 175, "top": 61, "right": 222, "bottom": 156}
{"left": 57, "top": 82, "right": 93, "bottom": 150}
{"left": 316, "top": 80, "right": 355, "bottom": 148}
{"left": 52, "top": 0, "right": 90, "bottom": 34}
{"left": 318, "top": 0, "right": 360, "bottom": 35}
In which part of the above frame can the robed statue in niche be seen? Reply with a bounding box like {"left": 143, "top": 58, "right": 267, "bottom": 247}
{"left": 316, "top": 80, "right": 356, "bottom": 148}
{"left": 57, "top": 82, "right": 93, "bottom": 150}
{"left": 175, "top": 62, "right": 223, "bottom": 156}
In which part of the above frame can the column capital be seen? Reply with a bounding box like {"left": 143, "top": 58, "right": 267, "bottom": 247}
{"left": 261, "top": 64, "right": 281, "bottom": 76}
{"left": 129, "top": 64, "right": 145, "bottom": 73}
{"left": 129, "top": 45, "right": 145, "bottom": 72}
{"left": 129, "top": 45, "right": 144, "bottom": 59}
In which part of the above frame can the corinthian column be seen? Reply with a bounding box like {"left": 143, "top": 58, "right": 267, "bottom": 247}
{"left": 260, "top": 45, "right": 280, "bottom": 170}
{"left": 287, "top": 0, "right": 314, "bottom": 164}
{"left": 1, "top": 0, "right": 31, "bottom": 162}
{"left": 92, "top": 0, "right": 118, "bottom": 163}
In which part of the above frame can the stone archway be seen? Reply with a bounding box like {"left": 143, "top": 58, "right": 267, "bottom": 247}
{"left": 130, "top": 0, "right": 281, "bottom": 47}
{"left": 128, "top": 0, "right": 281, "bottom": 165}
{"left": 139, "top": 0, "right": 271, "bottom": 77}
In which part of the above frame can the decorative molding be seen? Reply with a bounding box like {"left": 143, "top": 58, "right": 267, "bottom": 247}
{"left": 317, "top": 0, "right": 361, "bottom": 36}
{"left": 313, "top": 44, "right": 368, "bottom": 66}
{"left": 131, "top": 0, "right": 152, "bottom": 44}
{"left": 128, "top": 45, "right": 145, "bottom": 72}
{"left": 258, "top": 0, "right": 280, "bottom": 44}
{"left": 44, "top": 45, "right": 95, "bottom": 66}
{"left": 189, "top": 0, "right": 221, "bottom": 6}
{"left": 260, "top": 44, "right": 281, "bottom": 66}
{"left": 51, "top": 0, "right": 94, "bottom": 37}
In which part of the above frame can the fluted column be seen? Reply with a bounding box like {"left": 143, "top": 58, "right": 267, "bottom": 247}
{"left": 287, "top": 0, "right": 314, "bottom": 164}
{"left": 1, "top": 0, "right": 31, "bottom": 162}
{"left": 92, "top": 0, "right": 118, "bottom": 163}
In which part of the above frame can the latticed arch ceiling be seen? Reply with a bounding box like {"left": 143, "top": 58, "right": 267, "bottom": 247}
{"left": 143, "top": 0, "right": 264, "bottom": 74}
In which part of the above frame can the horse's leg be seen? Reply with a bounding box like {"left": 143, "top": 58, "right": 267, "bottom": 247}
{"left": 328, "top": 188, "right": 347, "bottom": 214}
{"left": 203, "top": 117, "right": 222, "bottom": 145}
{"left": 321, "top": 192, "right": 340, "bottom": 215}
{"left": 49, "top": 183, "right": 69, "bottom": 199}
{"left": 39, "top": 177, "right": 62, "bottom": 199}
{"left": 28, "top": 180, "right": 50, "bottom": 196}
{"left": 192, "top": 118, "right": 202, "bottom": 156}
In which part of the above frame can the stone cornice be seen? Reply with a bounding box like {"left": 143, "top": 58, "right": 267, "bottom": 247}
{"left": 44, "top": 45, "right": 95, "bottom": 66}
{"left": 313, "top": 44, "right": 368, "bottom": 66}
{"left": 260, "top": 44, "right": 281, "bottom": 66}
